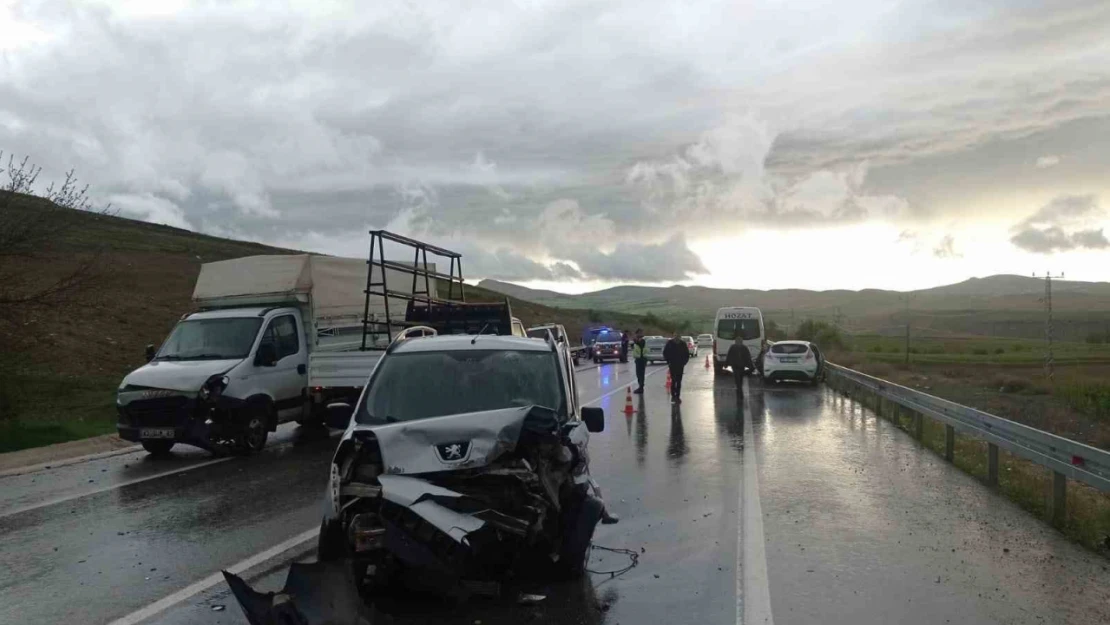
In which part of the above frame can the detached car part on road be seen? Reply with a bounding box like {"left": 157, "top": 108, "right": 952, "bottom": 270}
{"left": 227, "top": 333, "right": 612, "bottom": 624}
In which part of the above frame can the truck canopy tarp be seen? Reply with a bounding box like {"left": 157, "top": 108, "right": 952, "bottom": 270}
{"left": 193, "top": 255, "right": 436, "bottom": 329}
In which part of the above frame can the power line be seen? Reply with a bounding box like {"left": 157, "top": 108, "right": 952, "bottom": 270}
{"left": 1034, "top": 271, "right": 1064, "bottom": 382}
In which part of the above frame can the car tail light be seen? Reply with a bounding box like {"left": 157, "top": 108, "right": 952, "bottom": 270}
{"left": 805, "top": 350, "right": 814, "bottom": 361}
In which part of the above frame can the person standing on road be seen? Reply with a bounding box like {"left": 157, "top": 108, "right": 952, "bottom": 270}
{"left": 632, "top": 329, "right": 647, "bottom": 394}
{"left": 620, "top": 330, "right": 630, "bottom": 363}
{"left": 663, "top": 331, "right": 691, "bottom": 403}
{"left": 726, "top": 341, "right": 754, "bottom": 397}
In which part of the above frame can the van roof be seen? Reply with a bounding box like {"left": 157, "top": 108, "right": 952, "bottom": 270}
{"left": 187, "top": 307, "right": 289, "bottom": 320}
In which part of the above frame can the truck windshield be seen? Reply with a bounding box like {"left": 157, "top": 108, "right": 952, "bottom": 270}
{"left": 157, "top": 318, "right": 262, "bottom": 360}
{"left": 357, "top": 349, "right": 565, "bottom": 424}
{"left": 717, "top": 319, "right": 761, "bottom": 341}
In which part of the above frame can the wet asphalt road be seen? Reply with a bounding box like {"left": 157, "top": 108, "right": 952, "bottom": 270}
{"left": 2, "top": 362, "right": 1109, "bottom": 625}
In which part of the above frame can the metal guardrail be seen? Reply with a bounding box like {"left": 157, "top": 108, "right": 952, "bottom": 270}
{"left": 825, "top": 363, "right": 1110, "bottom": 520}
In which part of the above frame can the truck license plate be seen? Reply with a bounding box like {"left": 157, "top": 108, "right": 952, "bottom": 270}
{"left": 141, "top": 428, "right": 175, "bottom": 439}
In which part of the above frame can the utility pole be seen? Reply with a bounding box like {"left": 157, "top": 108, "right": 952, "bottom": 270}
{"left": 1034, "top": 271, "right": 1065, "bottom": 382}
{"left": 902, "top": 294, "right": 914, "bottom": 365}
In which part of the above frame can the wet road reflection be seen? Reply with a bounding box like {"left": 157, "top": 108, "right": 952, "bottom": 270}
{"left": 12, "top": 360, "right": 1110, "bottom": 625}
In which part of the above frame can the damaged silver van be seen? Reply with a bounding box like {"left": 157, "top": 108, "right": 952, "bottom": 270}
{"left": 226, "top": 331, "right": 612, "bottom": 623}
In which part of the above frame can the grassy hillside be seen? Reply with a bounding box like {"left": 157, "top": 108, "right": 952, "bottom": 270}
{"left": 0, "top": 196, "right": 665, "bottom": 451}
{"left": 478, "top": 277, "right": 1110, "bottom": 341}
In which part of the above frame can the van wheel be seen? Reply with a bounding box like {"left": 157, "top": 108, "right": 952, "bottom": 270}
{"left": 141, "top": 440, "right": 175, "bottom": 456}
{"left": 238, "top": 407, "right": 270, "bottom": 454}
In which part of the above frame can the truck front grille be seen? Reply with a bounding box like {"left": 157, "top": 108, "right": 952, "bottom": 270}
{"left": 123, "top": 396, "right": 191, "bottom": 426}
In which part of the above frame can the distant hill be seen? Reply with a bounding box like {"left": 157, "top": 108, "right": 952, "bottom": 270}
{"left": 477, "top": 275, "right": 1110, "bottom": 341}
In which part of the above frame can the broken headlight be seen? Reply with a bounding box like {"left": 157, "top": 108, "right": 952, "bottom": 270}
{"left": 198, "top": 374, "right": 229, "bottom": 402}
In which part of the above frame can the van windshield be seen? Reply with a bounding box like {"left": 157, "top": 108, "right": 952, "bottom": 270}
{"left": 717, "top": 319, "right": 761, "bottom": 341}
{"left": 357, "top": 349, "right": 565, "bottom": 424}
{"left": 157, "top": 318, "right": 262, "bottom": 360}
{"left": 595, "top": 330, "right": 621, "bottom": 343}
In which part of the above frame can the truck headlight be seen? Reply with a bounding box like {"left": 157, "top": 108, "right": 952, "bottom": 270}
{"left": 199, "top": 375, "right": 230, "bottom": 402}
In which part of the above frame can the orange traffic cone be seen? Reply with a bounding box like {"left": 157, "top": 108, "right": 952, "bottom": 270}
{"left": 623, "top": 387, "right": 636, "bottom": 415}
{"left": 704, "top": 355, "right": 711, "bottom": 369}
{"left": 665, "top": 369, "right": 672, "bottom": 389}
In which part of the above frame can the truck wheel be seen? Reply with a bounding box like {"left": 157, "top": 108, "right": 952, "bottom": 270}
{"left": 141, "top": 440, "right": 175, "bottom": 456}
{"left": 238, "top": 407, "right": 270, "bottom": 454}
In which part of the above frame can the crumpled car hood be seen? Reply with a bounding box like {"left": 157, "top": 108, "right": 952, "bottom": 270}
{"left": 347, "top": 405, "right": 561, "bottom": 475}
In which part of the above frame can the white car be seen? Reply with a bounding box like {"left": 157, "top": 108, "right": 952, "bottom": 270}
{"left": 762, "top": 340, "right": 825, "bottom": 385}
{"left": 681, "top": 335, "right": 698, "bottom": 357}
{"left": 696, "top": 333, "right": 713, "bottom": 350}
{"left": 644, "top": 336, "right": 667, "bottom": 363}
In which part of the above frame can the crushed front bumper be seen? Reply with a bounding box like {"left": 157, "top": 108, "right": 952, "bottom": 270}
{"left": 116, "top": 394, "right": 245, "bottom": 448}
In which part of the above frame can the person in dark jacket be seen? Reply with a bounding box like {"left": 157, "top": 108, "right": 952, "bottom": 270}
{"left": 726, "top": 342, "right": 755, "bottom": 397}
{"left": 662, "top": 332, "right": 691, "bottom": 403}
{"left": 620, "top": 330, "right": 630, "bottom": 363}
{"left": 631, "top": 329, "right": 647, "bottom": 393}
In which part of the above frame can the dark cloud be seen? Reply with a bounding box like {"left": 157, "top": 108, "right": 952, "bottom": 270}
{"left": 460, "top": 248, "right": 584, "bottom": 282}
{"left": 570, "top": 235, "right": 708, "bottom": 282}
{"left": 1009, "top": 194, "right": 1108, "bottom": 253}
{"left": 932, "top": 235, "right": 962, "bottom": 259}
{"left": 1014, "top": 194, "right": 1100, "bottom": 230}
{"left": 3, "top": 1, "right": 1110, "bottom": 284}
{"left": 1010, "top": 226, "right": 1109, "bottom": 254}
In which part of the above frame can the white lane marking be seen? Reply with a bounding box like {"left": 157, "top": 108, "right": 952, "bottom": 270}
{"left": 107, "top": 368, "right": 664, "bottom": 624}
{"left": 1, "top": 430, "right": 343, "bottom": 520}
{"left": 0, "top": 457, "right": 232, "bottom": 520}
{"left": 105, "top": 527, "right": 319, "bottom": 625}
{"left": 0, "top": 445, "right": 143, "bottom": 479}
{"left": 582, "top": 365, "right": 664, "bottom": 407}
{"left": 738, "top": 381, "right": 775, "bottom": 625}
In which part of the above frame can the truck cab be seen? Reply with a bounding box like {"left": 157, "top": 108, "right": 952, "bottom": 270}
{"left": 117, "top": 306, "right": 311, "bottom": 455}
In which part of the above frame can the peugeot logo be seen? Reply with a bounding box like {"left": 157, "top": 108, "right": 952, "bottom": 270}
{"left": 434, "top": 441, "right": 471, "bottom": 464}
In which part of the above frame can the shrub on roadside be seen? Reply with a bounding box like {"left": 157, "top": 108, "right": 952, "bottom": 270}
{"left": 994, "top": 347, "right": 1005, "bottom": 354}
{"left": 1055, "top": 383, "right": 1110, "bottom": 420}
{"left": 972, "top": 347, "right": 989, "bottom": 355}
{"left": 993, "top": 376, "right": 1030, "bottom": 394}
{"left": 794, "top": 319, "right": 846, "bottom": 351}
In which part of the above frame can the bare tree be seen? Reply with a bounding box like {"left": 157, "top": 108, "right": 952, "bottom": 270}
{"left": 0, "top": 151, "right": 112, "bottom": 313}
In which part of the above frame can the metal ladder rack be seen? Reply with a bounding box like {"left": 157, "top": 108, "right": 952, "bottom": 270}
{"left": 360, "top": 230, "right": 467, "bottom": 350}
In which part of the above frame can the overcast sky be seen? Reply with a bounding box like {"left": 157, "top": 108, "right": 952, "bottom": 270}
{"left": 3, "top": 0, "right": 1110, "bottom": 292}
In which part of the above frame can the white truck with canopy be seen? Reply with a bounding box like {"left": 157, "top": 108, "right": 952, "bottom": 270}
{"left": 115, "top": 253, "right": 434, "bottom": 455}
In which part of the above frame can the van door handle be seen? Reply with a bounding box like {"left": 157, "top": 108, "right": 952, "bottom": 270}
{"left": 297, "top": 364, "right": 307, "bottom": 375}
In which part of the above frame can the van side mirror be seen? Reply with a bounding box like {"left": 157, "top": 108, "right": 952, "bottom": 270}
{"left": 255, "top": 342, "right": 279, "bottom": 367}
{"left": 145, "top": 344, "right": 156, "bottom": 362}
{"left": 582, "top": 406, "right": 605, "bottom": 433}
{"left": 325, "top": 403, "right": 353, "bottom": 429}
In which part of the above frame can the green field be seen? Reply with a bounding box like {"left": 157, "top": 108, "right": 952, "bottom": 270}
{"left": 843, "top": 334, "right": 1110, "bottom": 365}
